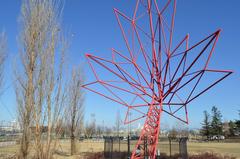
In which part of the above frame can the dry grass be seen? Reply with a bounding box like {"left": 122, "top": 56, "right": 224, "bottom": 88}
{"left": 187, "top": 142, "right": 240, "bottom": 158}
{"left": 0, "top": 140, "right": 239, "bottom": 158}
{"left": 0, "top": 145, "right": 19, "bottom": 156}
{"left": 157, "top": 141, "right": 240, "bottom": 158}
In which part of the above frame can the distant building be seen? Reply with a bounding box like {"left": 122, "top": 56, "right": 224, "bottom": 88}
{"left": 0, "top": 120, "right": 20, "bottom": 132}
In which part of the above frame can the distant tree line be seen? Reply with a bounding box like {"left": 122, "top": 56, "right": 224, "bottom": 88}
{"left": 57, "top": 111, "right": 126, "bottom": 139}
{"left": 201, "top": 106, "right": 240, "bottom": 138}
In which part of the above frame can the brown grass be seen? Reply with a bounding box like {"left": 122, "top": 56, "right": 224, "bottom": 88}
{"left": 0, "top": 140, "right": 239, "bottom": 158}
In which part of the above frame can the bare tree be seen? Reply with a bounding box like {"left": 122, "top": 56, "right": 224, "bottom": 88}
{"left": 168, "top": 127, "right": 177, "bottom": 139}
{"left": 84, "top": 114, "right": 96, "bottom": 138}
{"left": 15, "top": 0, "right": 65, "bottom": 158}
{"left": 67, "top": 66, "right": 84, "bottom": 155}
{"left": 96, "top": 125, "right": 104, "bottom": 137}
{"left": 85, "top": 122, "right": 95, "bottom": 138}
{"left": 114, "top": 110, "right": 122, "bottom": 137}
{"left": 175, "top": 121, "right": 189, "bottom": 137}
{"left": 222, "top": 120, "right": 230, "bottom": 137}
{"left": 0, "top": 31, "right": 7, "bottom": 91}
{"left": 105, "top": 127, "right": 113, "bottom": 136}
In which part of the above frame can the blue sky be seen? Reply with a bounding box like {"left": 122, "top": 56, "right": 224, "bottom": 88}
{"left": 0, "top": 0, "right": 239, "bottom": 129}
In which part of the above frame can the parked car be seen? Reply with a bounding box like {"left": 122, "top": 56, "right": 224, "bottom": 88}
{"left": 131, "top": 135, "right": 139, "bottom": 140}
{"left": 210, "top": 135, "right": 225, "bottom": 140}
{"left": 79, "top": 136, "right": 85, "bottom": 141}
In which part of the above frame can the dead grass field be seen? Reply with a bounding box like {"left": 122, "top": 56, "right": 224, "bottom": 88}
{"left": 157, "top": 141, "right": 240, "bottom": 158}
{"left": 0, "top": 140, "right": 239, "bottom": 158}
{"left": 187, "top": 142, "right": 240, "bottom": 158}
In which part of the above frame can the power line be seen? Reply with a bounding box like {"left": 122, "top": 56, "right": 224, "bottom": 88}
{"left": 0, "top": 79, "right": 17, "bottom": 120}
{"left": 0, "top": 98, "right": 15, "bottom": 119}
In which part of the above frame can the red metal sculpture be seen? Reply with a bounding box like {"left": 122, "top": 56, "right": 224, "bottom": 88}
{"left": 82, "top": 0, "right": 232, "bottom": 158}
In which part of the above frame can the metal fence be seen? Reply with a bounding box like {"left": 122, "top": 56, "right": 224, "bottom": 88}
{"left": 104, "top": 136, "right": 133, "bottom": 159}
{"left": 104, "top": 136, "right": 188, "bottom": 159}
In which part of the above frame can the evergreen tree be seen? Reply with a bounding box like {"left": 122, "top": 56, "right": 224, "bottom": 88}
{"left": 235, "top": 120, "right": 240, "bottom": 131}
{"left": 200, "top": 110, "right": 211, "bottom": 138}
{"left": 210, "top": 106, "right": 223, "bottom": 135}
{"left": 228, "top": 120, "right": 236, "bottom": 136}
{"left": 232, "top": 110, "right": 240, "bottom": 135}
{"left": 238, "top": 110, "right": 240, "bottom": 119}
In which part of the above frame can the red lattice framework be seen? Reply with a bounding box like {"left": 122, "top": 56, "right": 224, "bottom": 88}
{"left": 82, "top": 0, "right": 233, "bottom": 158}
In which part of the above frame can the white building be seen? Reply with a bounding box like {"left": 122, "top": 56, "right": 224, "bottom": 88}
{"left": 0, "top": 120, "right": 20, "bottom": 131}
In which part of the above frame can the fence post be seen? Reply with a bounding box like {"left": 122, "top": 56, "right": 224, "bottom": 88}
{"left": 169, "top": 137, "right": 172, "bottom": 157}
{"left": 179, "top": 137, "right": 188, "bottom": 159}
{"left": 119, "top": 137, "right": 120, "bottom": 152}
{"left": 104, "top": 139, "right": 106, "bottom": 157}
{"left": 128, "top": 135, "right": 130, "bottom": 158}
{"left": 111, "top": 137, "right": 113, "bottom": 159}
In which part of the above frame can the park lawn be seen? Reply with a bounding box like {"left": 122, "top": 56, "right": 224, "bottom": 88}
{"left": 0, "top": 145, "right": 19, "bottom": 154}
{"left": 157, "top": 141, "right": 240, "bottom": 158}
{"left": 187, "top": 142, "right": 240, "bottom": 158}
{"left": 43, "top": 141, "right": 240, "bottom": 159}
{"left": 56, "top": 140, "right": 104, "bottom": 153}
{"left": 0, "top": 140, "right": 239, "bottom": 158}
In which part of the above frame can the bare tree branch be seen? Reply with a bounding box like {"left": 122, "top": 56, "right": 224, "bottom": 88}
{"left": 15, "top": 0, "right": 66, "bottom": 158}
{"left": 66, "top": 65, "right": 84, "bottom": 155}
